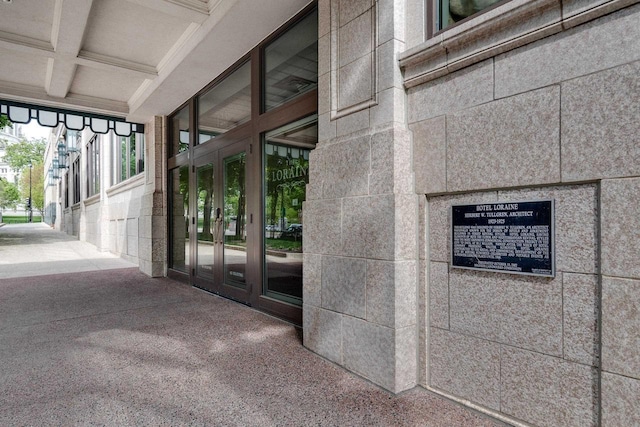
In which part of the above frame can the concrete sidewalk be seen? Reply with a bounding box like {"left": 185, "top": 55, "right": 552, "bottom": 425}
{"left": 0, "top": 224, "right": 504, "bottom": 426}
{"left": 0, "top": 223, "right": 136, "bottom": 279}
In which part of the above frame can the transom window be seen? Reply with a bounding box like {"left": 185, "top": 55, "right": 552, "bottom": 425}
{"left": 198, "top": 60, "right": 251, "bottom": 144}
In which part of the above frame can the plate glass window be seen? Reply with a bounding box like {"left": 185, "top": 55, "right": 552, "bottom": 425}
{"left": 170, "top": 105, "right": 190, "bottom": 156}
{"left": 111, "top": 132, "right": 144, "bottom": 185}
{"left": 263, "top": 115, "right": 317, "bottom": 304}
{"left": 263, "top": 9, "right": 318, "bottom": 112}
{"left": 198, "top": 61, "right": 251, "bottom": 144}
{"left": 86, "top": 136, "right": 99, "bottom": 197}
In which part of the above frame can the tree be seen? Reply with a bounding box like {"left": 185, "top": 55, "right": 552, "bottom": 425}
{"left": 19, "top": 162, "right": 45, "bottom": 216}
{"left": 0, "top": 115, "right": 10, "bottom": 130}
{"left": 0, "top": 177, "right": 20, "bottom": 211}
{"left": 2, "top": 138, "right": 46, "bottom": 171}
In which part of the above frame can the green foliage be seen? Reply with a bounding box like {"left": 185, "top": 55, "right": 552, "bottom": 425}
{"left": 2, "top": 138, "right": 46, "bottom": 171}
{"left": 0, "top": 177, "right": 20, "bottom": 210}
{"left": 265, "top": 238, "right": 302, "bottom": 252}
{"left": 224, "top": 152, "right": 246, "bottom": 240}
{"left": 264, "top": 146, "right": 308, "bottom": 229}
{"left": 0, "top": 115, "right": 10, "bottom": 130}
{"left": 1, "top": 215, "right": 42, "bottom": 224}
{"left": 19, "top": 162, "right": 45, "bottom": 214}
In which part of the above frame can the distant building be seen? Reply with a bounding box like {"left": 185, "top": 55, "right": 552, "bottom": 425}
{"left": 0, "top": 122, "right": 23, "bottom": 184}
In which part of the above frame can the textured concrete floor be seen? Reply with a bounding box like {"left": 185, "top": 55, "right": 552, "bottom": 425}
{"left": 0, "top": 224, "right": 504, "bottom": 426}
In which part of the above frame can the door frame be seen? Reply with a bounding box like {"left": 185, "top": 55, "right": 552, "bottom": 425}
{"left": 167, "top": 3, "right": 318, "bottom": 325}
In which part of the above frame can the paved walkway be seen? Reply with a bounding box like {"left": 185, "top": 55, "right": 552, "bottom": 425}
{"left": 0, "top": 224, "right": 505, "bottom": 426}
{"left": 0, "top": 223, "right": 136, "bottom": 279}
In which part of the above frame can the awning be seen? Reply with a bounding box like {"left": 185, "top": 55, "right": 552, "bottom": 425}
{"left": 0, "top": 100, "right": 144, "bottom": 137}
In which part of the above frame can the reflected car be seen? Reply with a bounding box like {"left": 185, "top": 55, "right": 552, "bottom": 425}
{"left": 281, "top": 224, "right": 302, "bottom": 240}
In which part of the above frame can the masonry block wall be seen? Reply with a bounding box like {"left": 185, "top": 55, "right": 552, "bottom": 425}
{"left": 402, "top": 1, "right": 640, "bottom": 426}
{"left": 137, "top": 116, "right": 166, "bottom": 277}
{"left": 304, "top": 0, "right": 420, "bottom": 393}
{"left": 58, "top": 116, "right": 165, "bottom": 277}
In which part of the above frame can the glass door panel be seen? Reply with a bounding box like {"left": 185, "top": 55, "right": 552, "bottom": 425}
{"left": 196, "top": 163, "right": 215, "bottom": 279}
{"left": 223, "top": 151, "right": 247, "bottom": 288}
{"left": 169, "top": 166, "right": 190, "bottom": 273}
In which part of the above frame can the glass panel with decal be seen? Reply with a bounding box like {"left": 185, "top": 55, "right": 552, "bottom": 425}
{"left": 263, "top": 115, "right": 317, "bottom": 304}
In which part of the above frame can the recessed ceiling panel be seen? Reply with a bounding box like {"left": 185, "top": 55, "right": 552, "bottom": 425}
{"left": 69, "top": 65, "right": 145, "bottom": 103}
{"left": 82, "top": 0, "right": 192, "bottom": 67}
{"left": 0, "top": 48, "right": 49, "bottom": 88}
{"left": 0, "top": 0, "right": 55, "bottom": 43}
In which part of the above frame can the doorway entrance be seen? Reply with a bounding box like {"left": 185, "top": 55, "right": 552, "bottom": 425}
{"left": 166, "top": 4, "right": 318, "bottom": 324}
{"left": 194, "top": 139, "right": 250, "bottom": 303}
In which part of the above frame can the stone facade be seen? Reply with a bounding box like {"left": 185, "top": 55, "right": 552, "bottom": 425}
{"left": 54, "top": 116, "right": 165, "bottom": 277}
{"left": 35, "top": 0, "right": 639, "bottom": 425}
{"left": 305, "top": 0, "right": 420, "bottom": 394}
{"left": 393, "top": 0, "right": 639, "bottom": 425}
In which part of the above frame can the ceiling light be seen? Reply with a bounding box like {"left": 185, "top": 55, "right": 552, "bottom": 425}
{"left": 2, "top": 0, "right": 13, "bottom": 4}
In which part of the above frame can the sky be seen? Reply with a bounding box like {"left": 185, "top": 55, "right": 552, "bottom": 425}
{"left": 22, "top": 121, "right": 52, "bottom": 140}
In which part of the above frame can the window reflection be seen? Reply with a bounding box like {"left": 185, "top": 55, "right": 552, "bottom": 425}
{"left": 170, "top": 166, "right": 190, "bottom": 272}
{"left": 263, "top": 9, "right": 318, "bottom": 111}
{"left": 170, "top": 105, "right": 190, "bottom": 156}
{"left": 263, "top": 116, "right": 317, "bottom": 304}
{"left": 224, "top": 152, "right": 247, "bottom": 287}
{"left": 197, "top": 164, "right": 215, "bottom": 279}
{"left": 439, "top": 0, "right": 502, "bottom": 30}
{"left": 198, "top": 61, "right": 251, "bottom": 144}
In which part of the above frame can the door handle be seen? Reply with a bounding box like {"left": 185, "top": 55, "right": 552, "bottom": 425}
{"left": 213, "top": 208, "right": 223, "bottom": 244}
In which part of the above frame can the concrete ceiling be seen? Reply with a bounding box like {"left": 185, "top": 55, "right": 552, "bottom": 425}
{"left": 0, "top": 0, "right": 312, "bottom": 124}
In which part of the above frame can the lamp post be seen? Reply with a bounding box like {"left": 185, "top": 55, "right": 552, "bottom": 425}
{"left": 28, "top": 163, "right": 32, "bottom": 223}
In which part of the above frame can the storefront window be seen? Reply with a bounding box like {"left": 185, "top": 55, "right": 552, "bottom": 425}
{"left": 198, "top": 61, "right": 251, "bottom": 144}
{"left": 263, "top": 115, "right": 317, "bottom": 304}
{"left": 263, "top": 9, "right": 318, "bottom": 112}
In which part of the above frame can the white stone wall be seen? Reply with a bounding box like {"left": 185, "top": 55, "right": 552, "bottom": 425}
{"left": 104, "top": 182, "right": 144, "bottom": 263}
{"left": 82, "top": 199, "right": 101, "bottom": 247}
{"left": 404, "top": 2, "right": 640, "bottom": 426}
{"left": 305, "top": 0, "right": 420, "bottom": 393}
{"left": 53, "top": 117, "right": 166, "bottom": 277}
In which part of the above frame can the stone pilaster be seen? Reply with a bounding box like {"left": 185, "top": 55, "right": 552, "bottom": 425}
{"left": 138, "top": 116, "right": 166, "bottom": 277}
{"left": 304, "top": 0, "right": 418, "bottom": 393}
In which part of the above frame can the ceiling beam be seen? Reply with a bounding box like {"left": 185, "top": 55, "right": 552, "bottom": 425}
{"left": 0, "top": 79, "right": 129, "bottom": 115}
{"left": 0, "top": 30, "right": 54, "bottom": 56}
{"left": 77, "top": 51, "right": 158, "bottom": 79}
{"left": 45, "top": 58, "right": 78, "bottom": 99}
{"left": 123, "top": 0, "right": 210, "bottom": 23}
{"left": 46, "top": 0, "right": 94, "bottom": 98}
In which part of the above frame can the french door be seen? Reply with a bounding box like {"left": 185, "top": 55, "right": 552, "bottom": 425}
{"left": 192, "top": 138, "right": 253, "bottom": 304}
{"left": 167, "top": 3, "right": 318, "bottom": 324}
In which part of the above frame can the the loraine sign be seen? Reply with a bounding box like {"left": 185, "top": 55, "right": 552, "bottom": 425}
{"left": 451, "top": 200, "right": 555, "bottom": 277}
